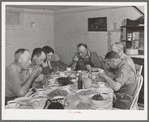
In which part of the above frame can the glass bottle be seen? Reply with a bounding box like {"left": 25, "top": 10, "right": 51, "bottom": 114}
{"left": 77, "top": 72, "right": 83, "bottom": 89}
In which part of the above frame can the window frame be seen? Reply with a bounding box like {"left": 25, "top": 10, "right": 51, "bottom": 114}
{"left": 6, "top": 7, "right": 24, "bottom": 30}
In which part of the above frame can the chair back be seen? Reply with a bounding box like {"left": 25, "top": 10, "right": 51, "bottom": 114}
{"left": 135, "top": 64, "right": 143, "bottom": 75}
{"left": 130, "top": 74, "right": 143, "bottom": 109}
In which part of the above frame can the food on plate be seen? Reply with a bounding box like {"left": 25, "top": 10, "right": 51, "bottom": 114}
{"left": 91, "top": 94, "right": 105, "bottom": 100}
{"left": 76, "top": 102, "right": 91, "bottom": 109}
{"left": 57, "top": 77, "right": 73, "bottom": 86}
{"left": 77, "top": 90, "right": 94, "bottom": 95}
{"left": 47, "top": 89, "right": 68, "bottom": 98}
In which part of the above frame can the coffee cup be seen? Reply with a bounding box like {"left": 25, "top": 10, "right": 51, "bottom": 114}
{"left": 7, "top": 101, "right": 20, "bottom": 109}
{"left": 98, "top": 82, "right": 105, "bottom": 87}
{"left": 66, "top": 67, "right": 71, "bottom": 71}
{"left": 59, "top": 72, "right": 66, "bottom": 77}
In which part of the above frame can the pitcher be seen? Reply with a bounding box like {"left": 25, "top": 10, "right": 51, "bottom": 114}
{"left": 82, "top": 77, "right": 92, "bottom": 89}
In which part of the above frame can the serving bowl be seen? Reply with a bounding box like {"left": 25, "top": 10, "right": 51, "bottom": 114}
{"left": 52, "top": 96, "right": 66, "bottom": 106}
{"left": 57, "top": 77, "right": 73, "bottom": 86}
{"left": 88, "top": 93, "right": 110, "bottom": 107}
{"left": 36, "top": 88, "right": 44, "bottom": 95}
{"left": 7, "top": 100, "right": 20, "bottom": 109}
{"left": 98, "top": 82, "right": 105, "bottom": 88}
{"left": 59, "top": 72, "right": 66, "bottom": 77}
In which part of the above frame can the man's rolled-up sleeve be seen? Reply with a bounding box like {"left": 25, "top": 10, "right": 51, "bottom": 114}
{"left": 115, "top": 67, "right": 128, "bottom": 87}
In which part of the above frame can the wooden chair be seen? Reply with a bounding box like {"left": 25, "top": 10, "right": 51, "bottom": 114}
{"left": 135, "top": 64, "right": 143, "bottom": 75}
{"left": 113, "top": 75, "right": 143, "bottom": 110}
{"left": 113, "top": 64, "right": 143, "bottom": 110}
{"left": 130, "top": 74, "right": 143, "bottom": 110}
{"left": 130, "top": 64, "right": 143, "bottom": 110}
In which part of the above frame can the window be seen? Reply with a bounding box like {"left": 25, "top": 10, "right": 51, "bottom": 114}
{"left": 6, "top": 7, "right": 24, "bottom": 29}
{"left": 6, "top": 11, "right": 20, "bottom": 25}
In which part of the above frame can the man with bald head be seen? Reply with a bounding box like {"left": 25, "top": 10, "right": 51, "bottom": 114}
{"left": 5, "top": 49, "right": 41, "bottom": 104}
{"left": 111, "top": 42, "right": 135, "bottom": 71}
{"left": 70, "top": 43, "right": 103, "bottom": 71}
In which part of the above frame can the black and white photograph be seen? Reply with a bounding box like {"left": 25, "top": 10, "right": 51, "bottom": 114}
{"left": 2, "top": 2, "right": 148, "bottom": 120}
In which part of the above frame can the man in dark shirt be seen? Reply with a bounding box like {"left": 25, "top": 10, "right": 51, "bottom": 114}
{"left": 70, "top": 43, "right": 103, "bottom": 71}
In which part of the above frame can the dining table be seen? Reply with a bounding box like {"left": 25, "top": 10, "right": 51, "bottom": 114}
{"left": 5, "top": 70, "right": 114, "bottom": 110}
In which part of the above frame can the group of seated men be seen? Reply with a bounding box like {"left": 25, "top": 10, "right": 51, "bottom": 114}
{"left": 5, "top": 42, "right": 137, "bottom": 109}
{"left": 5, "top": 46, "right": 55, "bottom": 104}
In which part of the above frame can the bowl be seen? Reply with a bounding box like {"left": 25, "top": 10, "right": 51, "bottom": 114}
{"left": 95, "top": 87, "right": 114, "bottom": 102}
{"left": 88, "top": 93, "right": 110, "bottom": 107}
{"left": 52, "top": 96, "right": 66, "bottom": 106}
{"left": 76, "top": 89, "right": 94, "bottom": 103}
{"left": 66, "top": 67, "right": 71, "bottom": 71}
{"left": 57, "top": 77, "right": 73, "bottom": 86}
{"left": 98, "top": 82, "right": 105, "bottom": 88}
{"left": 7, "top": 100, "right": 20, "bottom": 109}
{"left": 36, "top": 88, "right": 45, "bottom": 95}
{"left": 59, "top": 72, "right": 66, "bottom": 77}
{"left": 96, "top": 87, "right": 113, "bottom": 94}
{"left": 98, "top": 69, "right": 104, "bottom": 73}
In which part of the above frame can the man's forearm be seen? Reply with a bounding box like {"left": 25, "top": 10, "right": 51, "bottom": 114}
{"left": 101, "top": 61, "right": 109, "bottom": 72}
{"left": 70, "top": 61, "right": 77, "bottom": 71}
{"left": 103, "top": 75, "right": 121, "bottom": 91}
{"left": 105, "top": 71, "right": 116, "bottom": 79}
{"left": 19, "top": 75, "right": 35, "bottom": 97}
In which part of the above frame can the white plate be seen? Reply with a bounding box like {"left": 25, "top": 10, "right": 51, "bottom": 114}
{"left": 5, "top": 104, "right": 20, "bottom": 109}
{"left": 59, "top": 86, "right": 74, "bottom": 94}
{"left": 53, "top": 95, "right": 65, "bottom": 99}
{"left": 14, "top": 97, "right": 33, "bottom": 105}
{"left": 92, "top": 72, "right": 100, "bottom": 76}
{"left": 96, "top": 87, "right": 113, "bottom": 94}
